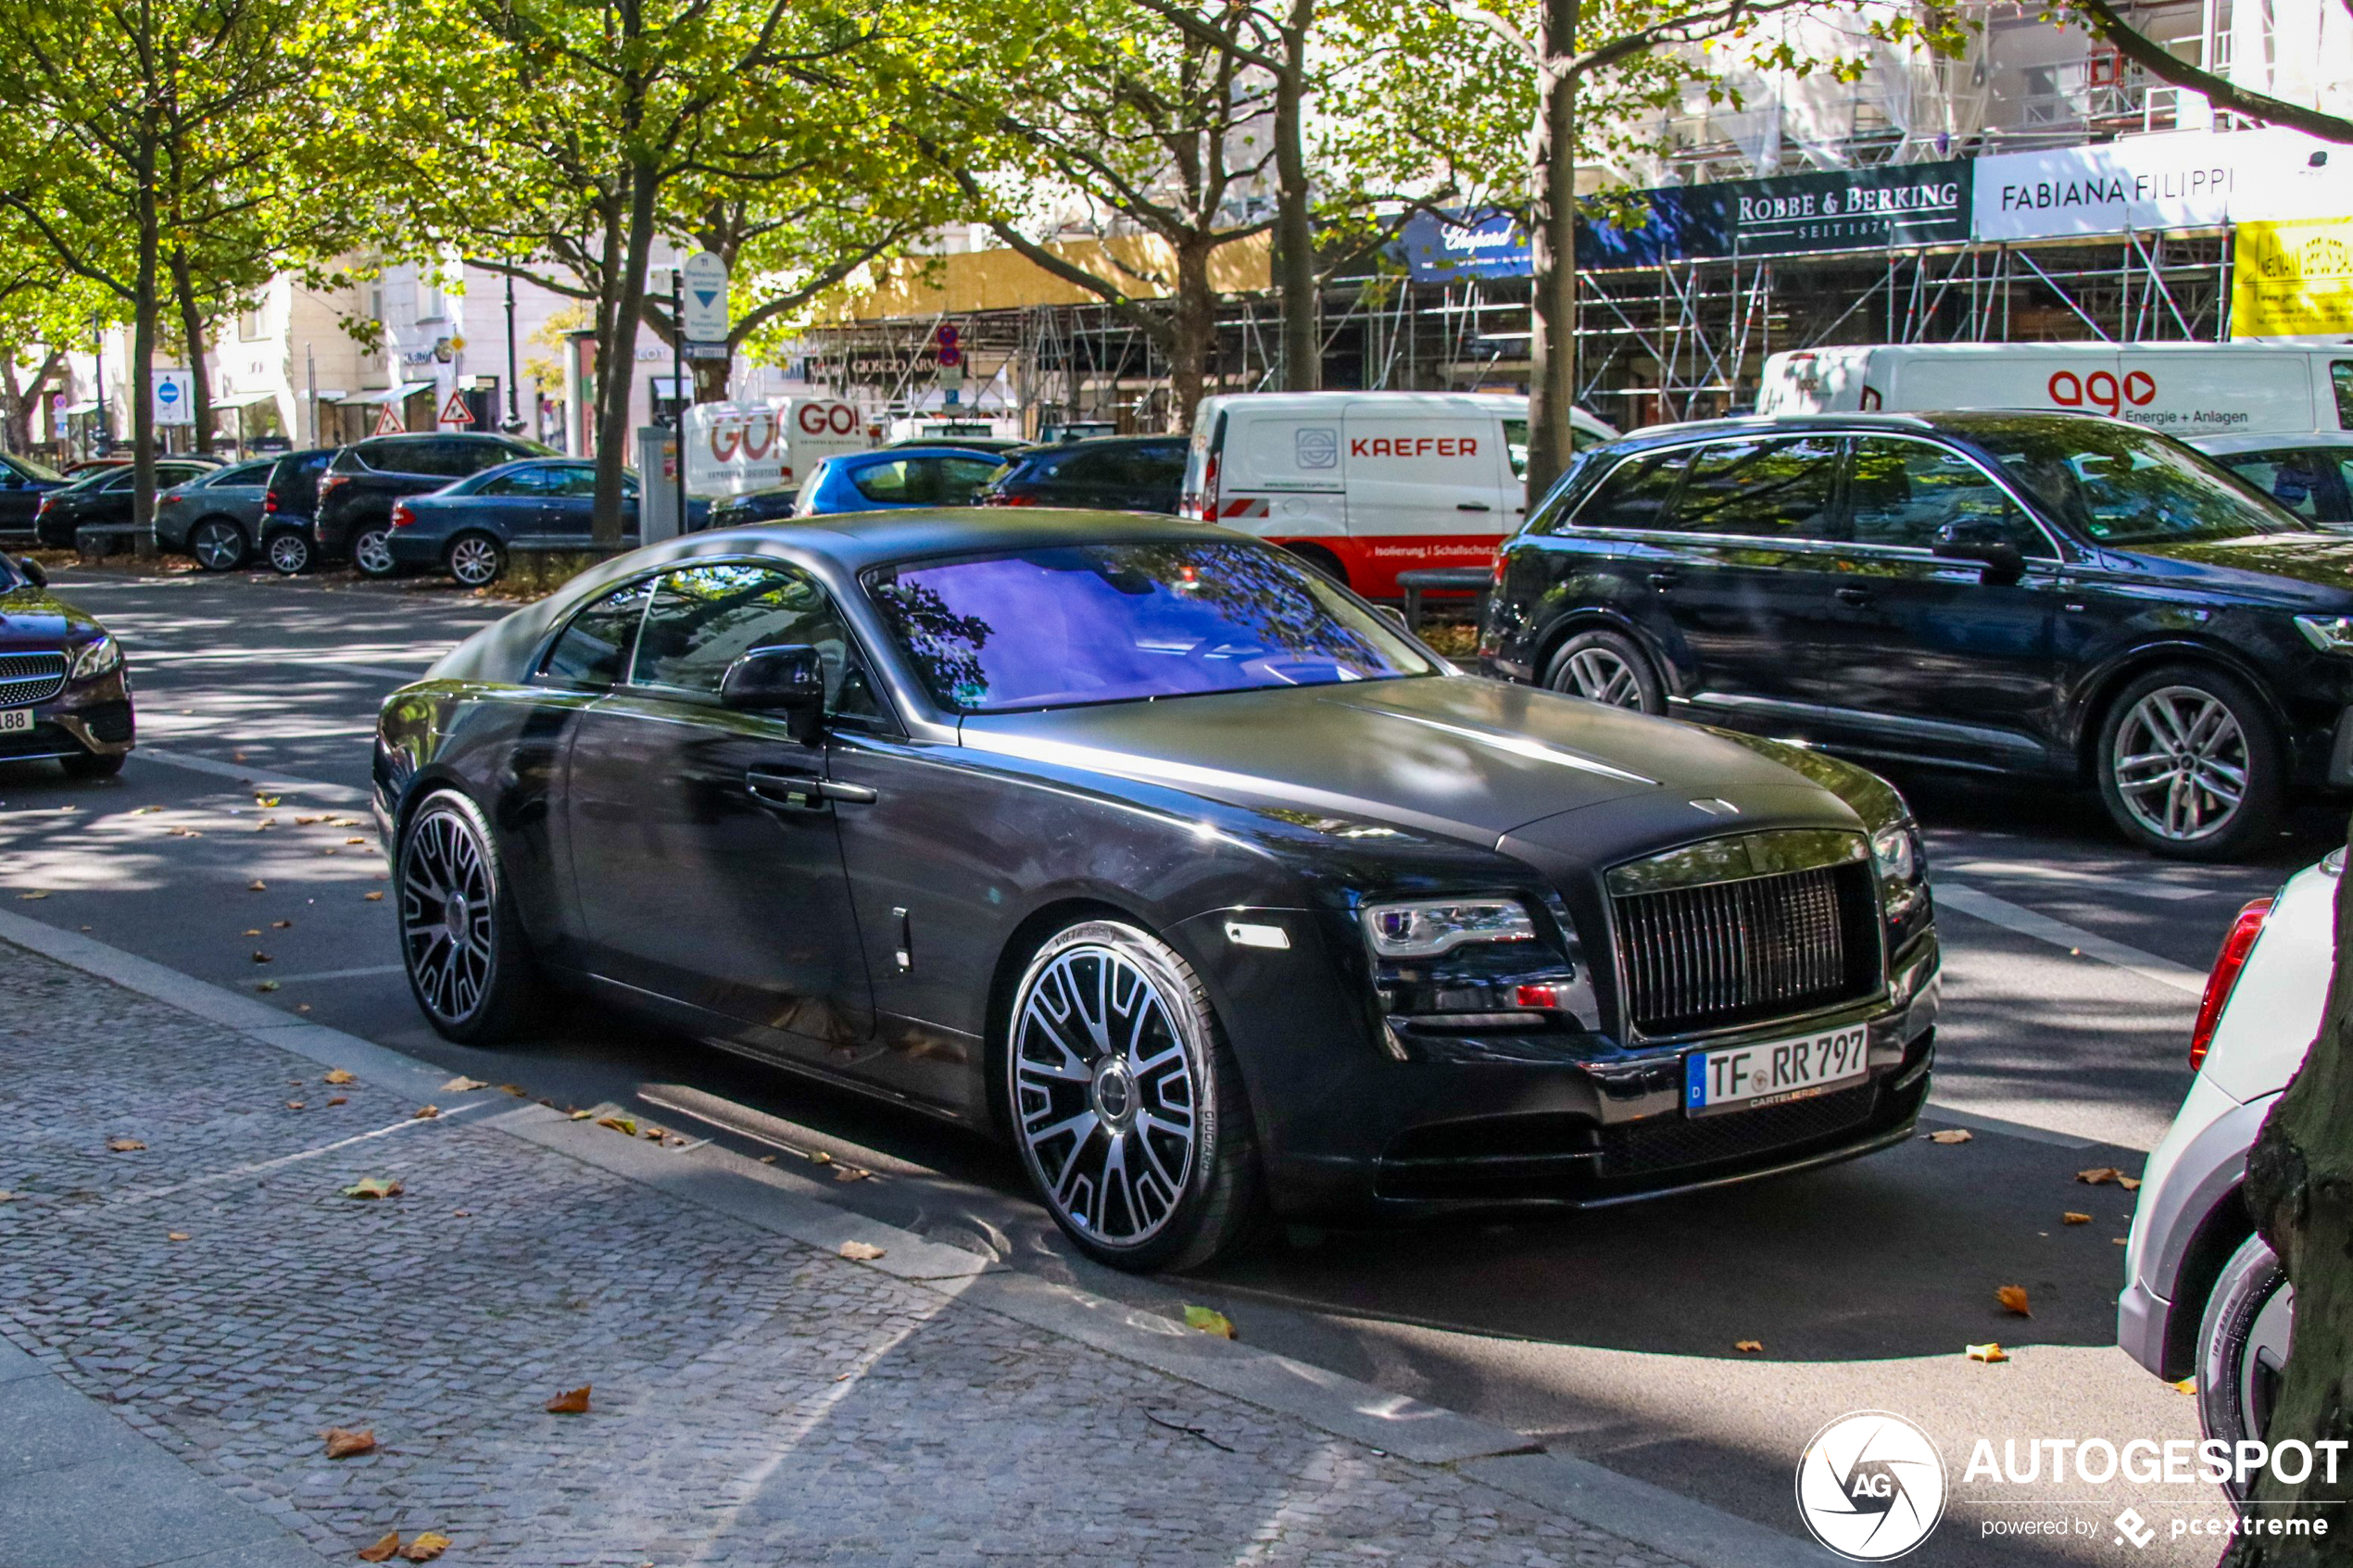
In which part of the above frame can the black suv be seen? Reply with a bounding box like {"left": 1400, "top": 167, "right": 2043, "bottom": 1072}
{"left": 315, "top": 433, "right": 552, "bottom": 576}
{"left": 975, "top": 434, "right": 1188, "bottom": 514}
{"left": 1482, "top": 410, "right": 2353, "bottom": 859}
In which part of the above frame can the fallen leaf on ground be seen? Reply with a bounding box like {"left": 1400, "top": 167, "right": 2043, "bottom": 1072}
{"left": 296, "top": 817, "right": 321, "bottom": 826}
{"left": 363, "top": 892, "right": 384, "bottom": 902}
{"left": 810, "top": 1150, "right": 832, "bottom": 1165}
{"left": 256, "top": 981, "right": 280, "bottom": 993}
{"left": 1184, "top": 1305, "right": 1237, "bottom": 1339}
{"left": 15, "top": 891, "right": 47, "bottom": 900}
{"left": 254, "top": 822, "right": 274, "bottom": 833}
{"left": 327, "top": 1097, "right": 346, "bottom": 1106}
{"left": 2118, "top": 1175, "right": 2142, "bottom": 1191}
{"left": 2113, "top": 1237, "right": 2129, "bottom": 1246}
{"left": 1734, "top": 1339, "right": 1764, "bottom": 1353}
{"left": 411, "top": 1106, "right": 438, "bottom": 1121}
{"left": 167, "top": 1232, "right": 190, "bottom": 1242}
{"left": 232, "top": 751, "right": 247, "bottom": 762}
{"left": 131, "top": 805, "right": 159, "bottom": 814}
{"left": 357, "top": 1532, "right": 401, "bottom": 1562}
{"left": 106, "top": 1138, "right": 145, "bottom": 1152}
{"left": 1967, "top": 1343, "right": 2010, "bottom": 1363}
{"left": 498, "top": 1085, "right": 527, "bottom": 1097}
{"left": 567, "top": 1110, "right": 593, "bottom": 1121}
{"left": 342, "top": 1177, "right": 402, "bottom": 1200}
{"left": 2173, "top": 1377, "right": 2197, "bottom": 1395}
{"left": 1926, "top": 1128, "right": 1972, "bottom": 1145}
{"left": 438, "top": 1076, "right": 486, "bottom": 1093}
{"left": 321, "top": 1426, "right": 376, "bottom": 1459}
{"left": 286, "top": 1101, "right": 306, "bottom": 1110}
{"left": 255, "top": 795, "right": 280, "bottom": 808}
{"left": 758, "top": 1155, "right": 776, "bottom": 1164}
{"left": 2062, "top": 1211, "right": 2091, "bottom": 1225}
{"left": 451, "top": 1210, "right": 471, "bottom": 1218}
{"left": 397, "top": 1532, "right": 450, "bottom": 1562}
{"left": 252, "top": 951, "right": 272, "bottom": 964}
{"left": 0, "top": 1192, "right": 21, "bottom": 1202}
{"left": 247, "top": 880, "right": 267, "bottom": 892}
{"left": 545, "top": 1386, "right": 590, "bottom": 1414}
{"left": 1996, "top": 1285, "right": 2032, "bottom": 1317}
{"left": 833, "top": 1167, "right": 869, "bottom": 1183}
{"left": 272, "top": 920, "right": 293, "bottom": 929}
{"left": 245, "top": 929, "right": 262, "bottom": 937}
{"left": 2077, "top": 1167, "right": 2124, "bottom": 1185}
{"left": 595, "top": 1114, "right": 638, "bottom": 1136}
{"left": 837, "top": 1240, "right": 886, "bottom": 1261}
{"left": 322, "top": 1069, "right": 355, "bottom": 1085}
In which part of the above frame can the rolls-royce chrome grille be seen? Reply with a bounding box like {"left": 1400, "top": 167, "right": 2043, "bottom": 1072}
{"left": 0, "top": 652, "right": 66, "bottom": 709}
{"left": 1607, "top": 832, "right": 1882, "bottom": 1038}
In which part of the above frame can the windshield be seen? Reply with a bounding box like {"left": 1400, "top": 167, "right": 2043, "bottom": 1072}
{"left": 6, "top": 454, "right": 64, "bottom": 483}
{"left": 1960, "top": 420, "right": 2310, "bottom": 546}
{"left": 866, "top": 541, "right": 1435, "bottom": 713}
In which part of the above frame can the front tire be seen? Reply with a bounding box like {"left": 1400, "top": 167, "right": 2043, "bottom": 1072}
{"left": 396, "top": 790, "right": 544, "bottom": 1043}
{"left": 2095, "top": 665, "right": 2282, "bottom": 860}
{"left": 189, "top": 518, "right": 248, "bottom": 571}
{"left": 1543, "top": 627, "right": 1665, "bottom": 714}
{"left": 445, "top": 532, "right": 506, "bottom": 588}
{"left": 1006, "top": 920, "right": 1265, "bottom": 1273}
{"left": 352, "top": 527, "right": 396, "bottom": 579}
{"left": 2197, "top": 1232, "right": 2295, "bottom": 1500}
{"left": 265, "top": 532, "right": 313, "bottom": 576}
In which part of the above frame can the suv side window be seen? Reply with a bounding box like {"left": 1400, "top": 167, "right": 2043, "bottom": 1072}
{"left": 629, "top": 563, "right": 886, "bottom": 721}
{"left": 1846, "top": 437, "right": 2050, "bottom": 555}
{"left": 1670, "top": 436, "right": 1840, "bottom": 539}
{"left": 2213, "top": 448, "right": 2331, "bottom": 522}
{"left": 1563, "top": 448, "right": 1692, "bottom": 533}
{"left": 540, "top": 578, "right": 656, "bottom": 687}
{"left": 453, "top": 440, "right": 521, "bottom": 477}
{"left": 1052, "top": 448, "right": 1126, "bottom": 485}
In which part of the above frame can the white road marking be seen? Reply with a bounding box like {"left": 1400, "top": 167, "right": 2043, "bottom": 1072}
{"left": 112, "top": 1098, "right": 503, "bottom": 1206}
{"left": 134, "top": 746, "right": 370, "bottom": 804}
{"left": 1932, "top": 881, "right": 2208, "bottom": 997}
{"left": 1935, "top": 859, "right": 2211, "bottom": 902}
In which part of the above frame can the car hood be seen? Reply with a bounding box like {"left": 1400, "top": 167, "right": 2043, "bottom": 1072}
{"left": 0, "top": 586, "right": 105, "bottom": 649}
{"left": 957, "top": 676, "right": 1865, "bottom": 847}
{"left": 2098, "top": 532, "right": 2353, "bottom": 608}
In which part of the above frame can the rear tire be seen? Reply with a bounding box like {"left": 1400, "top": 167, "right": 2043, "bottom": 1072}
{"left": 396, "top": 789, "right": 545, "bottom": 1044}
{"left": 1543, "top": 627, "right": 1665, "bottom": 715}
{"left": 189, "top": 518, "right": 248, "bottom": 571}
{"left": 2095, "top": 664, "right": 2282, "bottom": 861}
{"left": 265, "top": 532, "right": 313, "bottom": 576}
{"left": 2197, "top": 1231, "right": 2294, "bottom": 1501}
{"left": 1005, "top": 919, "right": 1266, "bottom": 1273}
{"left": 445, "top": 532, "right": 506, "bottom": 588}
{"left": 352, "top": 527, "right": 396, "bottom": 579}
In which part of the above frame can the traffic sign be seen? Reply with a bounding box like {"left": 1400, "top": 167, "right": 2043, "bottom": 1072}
{"left": 682, "top": 252, "right": 729, "bottom": 341}
{"left": 153, "top": 370, "right": 193, "bottom": 425}
{"left": 438, "top": 390, "right": 475, "bottom": 426}
{"left": 372, "top": 403, "right": 403, "bottom": 436}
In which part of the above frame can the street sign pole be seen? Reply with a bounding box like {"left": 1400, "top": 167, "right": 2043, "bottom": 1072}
{"left": 673, "top": 266, "right": 687, "bottom": 541}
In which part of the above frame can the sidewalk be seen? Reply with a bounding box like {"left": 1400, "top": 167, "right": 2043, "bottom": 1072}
{"left": 0, "top": 934, "right": 1728, "bottom": 1568}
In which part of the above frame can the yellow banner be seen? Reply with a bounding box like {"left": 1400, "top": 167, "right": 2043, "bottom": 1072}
{"left": 2233, "top": 217, "right": 2353, "bottom": 338}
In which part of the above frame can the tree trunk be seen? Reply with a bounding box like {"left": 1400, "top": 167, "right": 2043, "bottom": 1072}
{"left": 591, "top": 161, "right": 659, "bottom": 549}
{"left": 170, "top": 249, "right": 215, "bottom": 454}
{"left": 2224, "top": 823, "right": 2353, "bottom": 1565}
{"left": 1167, "top": 242, "right": 1214, "bottom": 433}
{"left": 1526, "top": 0, "right": 1581, "bottom": 500}
{"left": 1272, "top": 0, "right": 1317, "bottom": 393}
{"left": 131, "top": 159, "right": 160, "bottom": 559}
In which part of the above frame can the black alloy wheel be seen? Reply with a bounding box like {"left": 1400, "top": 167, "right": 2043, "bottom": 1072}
{"left": 397, "top": 790, "right": 543, "bottom": 1042}
{"left": 1543, "top": 628, "right": 1664, "bottom": 715}
{"left": 1005, "top": 919, "right": 1265, "bottom": 1272}
{"left": 189, "top": 518, "right": 249, "bottom": 571}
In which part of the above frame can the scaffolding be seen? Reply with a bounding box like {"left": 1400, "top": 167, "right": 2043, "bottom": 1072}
{"left": 797, "top": 228, "right": 2237, "bottom": 433}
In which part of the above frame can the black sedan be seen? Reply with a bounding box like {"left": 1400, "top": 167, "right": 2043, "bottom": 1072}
{"left": 0, "top": 452, "right": 70, "bottom": 544}
{"left": 36, "top": 459, "right": 218, "bottom": 547}
{"left": 975, "top": 434, "right": 1189, "bottom": 514}
{"left": 374, "top": 511, "right": 1938, "bottom": 1272}
{"left": 1484, "top": 411, "right": 2353, "bottom": 859}
{"left": 0, "top": 554, "right": 134, "bottom": 776}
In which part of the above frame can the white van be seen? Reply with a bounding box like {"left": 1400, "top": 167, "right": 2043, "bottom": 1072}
{"left": 684, "top": 397, "right": 869, "bottom": 499}
{"left": 1178, "top": 392, "right": 1617, "bottom": 596}
{"left": 1756, "top": 343, "right": 2353, "bottom": 443}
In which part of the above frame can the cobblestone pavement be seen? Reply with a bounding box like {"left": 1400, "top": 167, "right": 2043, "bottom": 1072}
{"left": 0, "top": 942, "right": 1689, "bottom": 1568}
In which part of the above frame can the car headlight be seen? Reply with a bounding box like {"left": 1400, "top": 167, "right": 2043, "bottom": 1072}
{"left": 67, "top": 635, "right": 121, "bottom": 683}
{"left": 1361, "top": 897, "right": 1536, "bottom": 958}
{"left": 2295, "top": 614, "right": 2353, "bottom": 654}
{"left": 1870, "top": 821, "right": 1918, "bottom": 884}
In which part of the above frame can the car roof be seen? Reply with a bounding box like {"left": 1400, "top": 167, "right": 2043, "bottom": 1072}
{"left": 1600, "top": 408, "right": 2152, "bottom": 450}
{"left": 2188, "top": 431, "right": 2353, "bottom": 455}
{"left": 836, "top": 445, "right": 1008, "bottom": 464}
{"left": 654, "top": 507, "right": 1236, "bottom": 575}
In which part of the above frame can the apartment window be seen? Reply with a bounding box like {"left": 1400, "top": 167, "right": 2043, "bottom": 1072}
{"left": 239, "top": 307, "right": 267, "bottom": 341}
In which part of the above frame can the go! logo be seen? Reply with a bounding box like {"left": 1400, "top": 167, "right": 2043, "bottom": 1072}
{"left": 2047, "top": 369, "right": 2156, "bottom": 417}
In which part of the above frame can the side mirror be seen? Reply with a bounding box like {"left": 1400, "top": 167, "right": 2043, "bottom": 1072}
{"left": 1931, "top": 523, "right": 2025, "bottom": 583}
{"left": 17, "top": 557, "right": 47, "bottom": 588}
{"left": 721, "top": 644, "right": 825, "bottom": 740}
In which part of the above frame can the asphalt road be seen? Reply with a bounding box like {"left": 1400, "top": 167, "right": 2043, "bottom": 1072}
{"left": 5, "top": 561, "right": 2337, "bottom": 1568}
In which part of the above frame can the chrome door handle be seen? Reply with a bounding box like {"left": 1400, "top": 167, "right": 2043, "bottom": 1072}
{"left": 824, "top": 780, "right": 878, "bottom": 805}
{"left": 745, "top": 767, "right": 826, "bottom": 812}
{"left": 1646, "top": 571, "right": 1680, "bottom": 589}
{"left": 1457, "top": 502, "right": 1492, "bottom": 512}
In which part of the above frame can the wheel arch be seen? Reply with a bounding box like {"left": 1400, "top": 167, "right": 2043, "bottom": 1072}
{"left": 2160, "top": 1182, "right": 2256, "bottom": 1382}
{"left": 2068, "top": 639, "right": 2291, "bottom": 780}
{"left": 1531, "top": 606, "right": 1669, "bottom": 692}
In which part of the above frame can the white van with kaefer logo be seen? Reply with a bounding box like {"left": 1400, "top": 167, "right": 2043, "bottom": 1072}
{"left": 1755, "top": 343, "right": 2353, "bottom": 443}
{"left": 1178, "top": 392, "right": 1616, "bottom": 596}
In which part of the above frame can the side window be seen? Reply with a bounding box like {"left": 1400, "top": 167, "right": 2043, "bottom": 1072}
{"left": 1052, "top": 449, "right": 1121, "bottom": 485}
{"left": 2216, "top": 449, "right": 2328, "bottom": 522}
{"left": 1126, "top": 445, "right": 1189, "bottom": 487}
{"left": 481, "top": 469, "right": 548, "bottom": 498}
{"left": 540, "top": 579, "right": 655, "bottom": 687}
{"left": 451, "top": 441, "right": 516, "bottom": 477}
{"left": 937, "top": 458, "right": 1001, "bottom": 503}
{"left": 98, "top": 470, "right": 135, "bottom": 493}
{"left": 1670, "top": 436, "right": 1841, "bottom": 540}
{"left": 851, "top": 458, "right": 931, "bottom": 504}
{"left": 1503, "top": 418, "right": 1529, "bottom": 480}
{"left": 547, "top": 466, "right": 599, "bottom": 497}
{"left": 1846, "top": 438, "right": 2048, "bottom": 554}
{"left": 630, "top": 563, "right": 885, "bottom": 720}
{"left": 2332, "top": 361, "right": 2353, "bottom": 429}
{"left": 1565, "top": 449, "right": 1692, "bottom": 533}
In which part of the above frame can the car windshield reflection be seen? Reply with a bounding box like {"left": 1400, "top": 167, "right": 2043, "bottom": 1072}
{"left": 866, "top": 541, "right": 1434, "bottom": 712}
{"left": 1960, "top": 418, "right": 2311, "bottom": 546}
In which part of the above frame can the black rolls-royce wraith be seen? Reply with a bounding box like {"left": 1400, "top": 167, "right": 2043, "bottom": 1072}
{"left": 373, "top": 511, "right": 1939, "bottom": 1272}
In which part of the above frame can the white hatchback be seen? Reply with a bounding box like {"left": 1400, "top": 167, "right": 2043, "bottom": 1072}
{"left": 2120, "top": 849, "right": 2335, "bottom": 1485}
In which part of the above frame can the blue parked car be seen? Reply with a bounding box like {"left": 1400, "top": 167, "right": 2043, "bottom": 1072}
{"left": 386, "top": 458, "right": 654, "bottom": 586}
{"left": 791, "top": 445, "right": 1010, "bottom": 517}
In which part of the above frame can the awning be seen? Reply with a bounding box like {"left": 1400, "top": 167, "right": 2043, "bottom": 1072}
{"left": 337, "top": 383, "right": 434, "bottom": 408}
{"left": 54, "top": 400, "right": 100, "bottom": 417}
{"left": 209, "top": 389, "right": 278, "bottom": 410}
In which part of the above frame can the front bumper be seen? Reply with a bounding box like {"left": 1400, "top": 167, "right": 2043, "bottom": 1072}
{"left": 1180, "top": 904, "right": 1941, "bottom": 1223}
{"left": 3, "top": 668, "right": 135, "bottom": 763}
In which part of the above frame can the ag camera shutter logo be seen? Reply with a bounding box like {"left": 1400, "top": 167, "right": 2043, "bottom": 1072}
{"left": 1795, "top": 1411, "right": 1947, "bottom": 1560}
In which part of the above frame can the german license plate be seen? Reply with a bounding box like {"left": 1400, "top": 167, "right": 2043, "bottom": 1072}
{"left": 1685, "top": 1024, "right": 1869, "bottom": 1115}
{"left": 0, "top": 709, "right": 29, "bottom": 734}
